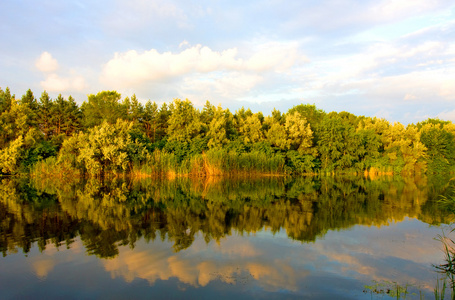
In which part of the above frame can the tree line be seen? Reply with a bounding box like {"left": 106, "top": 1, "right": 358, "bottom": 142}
{"left": 1, "top": 87, "right": 454, "bottom": 176}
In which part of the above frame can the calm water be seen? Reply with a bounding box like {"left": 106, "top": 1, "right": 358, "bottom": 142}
{"left": 1, "top": 175, "right": 454, "bottom": 299}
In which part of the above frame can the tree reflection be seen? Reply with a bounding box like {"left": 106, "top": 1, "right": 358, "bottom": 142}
{"left": 0, "top": 174, "right": 454, "bottom": 259}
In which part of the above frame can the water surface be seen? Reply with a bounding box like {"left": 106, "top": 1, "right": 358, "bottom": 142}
{"left": 1, "top": 175, "right": 454, "bottom": 299}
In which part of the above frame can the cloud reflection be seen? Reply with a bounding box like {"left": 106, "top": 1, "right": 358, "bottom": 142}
{"left": 32, "top": 259, "right": 55, "bottom": 279}
{"left": 102, "top": 220, "right": 443, "bottom": 295}
{"left": 102, "top": 234, "right": 308, "bottom": 292}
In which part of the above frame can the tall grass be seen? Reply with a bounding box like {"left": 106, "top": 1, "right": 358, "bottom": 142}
{"left": 29, "top": 156, "right": 81, "bottom": 179}
{"left": 203, "top": 148, "right": 286, "bottom": 175}
{"left": 132, "top": 148, "right": 287, "bottom": 177}
{"left": 434, "top": 230, "right": 455, "bottom": 300}
{"left": 434, "top": 190, "right": 455, "bottom": 299}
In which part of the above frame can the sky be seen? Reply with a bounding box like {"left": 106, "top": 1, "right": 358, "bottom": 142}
{"left": 1, "top": 0, "right": 454, "bottom": 124}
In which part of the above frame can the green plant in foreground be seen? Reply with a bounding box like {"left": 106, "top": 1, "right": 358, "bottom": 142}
{"left": 434, "top": 276, "right": 448, "bottom": 300}
{"left": 434, "top": 187, "right": 455, "bottom": 300}
{"left": 434, "top": 230, "right": 455, "bottom": 300}
{"left": 435, "top": 230, "right": 455, "bottom": 277}
{"left": 363, "top": 280, "right": 414, "bottom": 299}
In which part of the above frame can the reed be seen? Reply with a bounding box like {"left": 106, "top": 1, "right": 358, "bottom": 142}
{"left": 29, "top": 156, "right": 81, "bottom": 179}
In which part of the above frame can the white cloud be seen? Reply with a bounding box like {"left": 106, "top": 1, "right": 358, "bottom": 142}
{"left": 302, "top": 35, "right": 455, "bottom": 100}
{"left": 245, "top": 42, "right": 303, "bottom": 72}
{"left": 40, "top": 73, "right": 86, "bottom": 92}
{"left": 181, "top": 72, "right": 263, "bottom": 103}
{"left": 334, "top": 68, "right": 455, "bottom": 104}
{"left": 324, "top": 40, "right": 446, "bottom": 80}
{"left": 35, "top": 51, "right": 89, "bottom": 94}
{"left": 35, "top": 51, "right": 59, "bottom": 73}
{"left": 101, "top": 42, "right": 302, "bottom": 89}
{"left": 404, "top": 94, "right": 417, "bottom": 101}
{"left": 437, "top": 110, "right": 455, "bottom": 122}
{"left": 179, "top": 40, "right": 190, "bottom": 48}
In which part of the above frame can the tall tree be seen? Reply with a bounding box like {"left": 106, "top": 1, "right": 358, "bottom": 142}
{"left": 235, "top": 109, "right": 264, "bottom": 145}
{"left": 74, "top": 120, "right": 137, "bottom": 176}
{"left": 156, "top": 102, "right": 171, "bottom": 142}
{"left": 16, "top": 89, "right": 39, "bottom": 135}
{"left": 38, "top": 91, "right": 54, "bottom": 139}
{"left": 0, "top": 136, "right": 24, "bottom": 174}
{"left": 64, "top": 96, "right": 82, "bottom": 136}
{"left": 420, "top": 122, "right": 455, "bottom": 172}
{"left": 207, "top": 105, "right": 233, "bottom": 149}
{"left": 0, "top": 87, "right": 15, "bottom": 147}
{"left": 317, "top": 114, "right": 365, "bottom": 172}
{"left": 200, "top": 101, "right": 215, "bottom": 130}
{"left": 166, "top": 99, "right": 202, "bottom": 144}
{"left": 265, "top": 116, "right": 287, "bottom": 150}
{"left": 285, "top": 112, "right": 314, "bottom": 155}
{"left": 288, "top": 104, "right": 325, "bottom": 133}
{"left": 81, "top": 91, "right": 123, "bottom": 128}
{"left": 0, "top": 87, "right": 13, "bottom": 113}
{"left": 51, "top": 94, "right": 67, "bottom": 136}
{"left": 143, "top": 100, "right": 159, "bottom": 142}
{"left": 129, "top": 94, "right": 144, "bottom": 125}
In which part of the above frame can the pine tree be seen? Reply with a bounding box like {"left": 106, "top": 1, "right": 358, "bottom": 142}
{"left": 38, "top": 91, "right": 54, "bottom": 139}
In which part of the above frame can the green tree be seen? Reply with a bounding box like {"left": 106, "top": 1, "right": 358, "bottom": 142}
{"left": 266, "top": 116, "right": 287, "bottom": 150}
{"left": 51, "top": 94, "right": 68, "bottom": 136}
{"left": 166, "top": 99, "right": 203, "bottom": 144}
{"left": 285, "top": 111, "right": 314, "bottom": 155}
{"left": 236, "top": 111, "right": 264, "bottom": 145}
{"left": 200, "top": 100, "right": 215, "bottom": 132}
{"left": 38, "top": 91, "right": 54, "bottom": 139}
{"left": 317, "top": 114, "right": 366, "bottom": 172}
{"left": 0, "top": 87, "right": 13, "bottom": 113}
{"left": 0, "top": 87, "right": 15, "bottom": 148}
{"left": 128, "top": 94, "right": 144, "bottom": 125}
{"left": 207, "top": 105, "right": 233, "bottom": 149}
{"left": 81, "top": 91, "right": 123, "bottom": 128}
{"left": 419, "top": 122, "right": 455, "bottom": 173}
{"left": 288, "top": 104, "right": 325, "bottom": 134}
{"left": 64, "top": 96, "right": 82, "bottom": 136}
{"left": 381, "top": 123, "right": 427, "bottom": 173}
{"left": 15, "top": 89, "right": 39, "bottom": 136}
{"left": 20, "top": 89, "right": 38, "bottom": 111}
{"left": 0, "top": 136, "right": 24, "bottom": 174}
{"left": 75, "top": 120, "right": 138, "bottom": 176}
{"left": 156, "top": 102, "right": 171, "bottom": 143}
{"left": 354, "top": 127, "right": 382, "bottom": 171}
{"left": 143, "top": 100, "right": 159, "bottom": 142}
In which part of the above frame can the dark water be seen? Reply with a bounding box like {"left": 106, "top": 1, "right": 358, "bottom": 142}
{"left": 1, "top": 175, "right": 454, "bottom": 299}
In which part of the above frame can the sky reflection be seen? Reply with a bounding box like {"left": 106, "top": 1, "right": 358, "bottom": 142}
{"left": 95, "top": 218, "right": 445, "bottom": 298}
{"left": 0, "top": 218, "right": 448, "bottom": 299}
{"left": 0, "top": 175, "right": 453, "bottom": 299}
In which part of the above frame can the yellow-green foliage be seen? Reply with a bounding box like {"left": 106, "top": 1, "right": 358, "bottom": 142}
{"left": 267, "top": 111, "right": 314, "bottom": 154}
{"left": 0, "top": 136, "right": 24, "bottom": 174}
{"left": 207, "top": 105, "right": 232, "bottom": 149}
{"left": 166, "top": 99, "right": 203, "bottom": 144}
{"left": 78, "top": 120, "right": 137, "bottom": 175}
{"left": 2, "top": 86, "right": 455, "bottom": 177}
{"left": 237, "top": 112, "right": 264, "bottom": 145}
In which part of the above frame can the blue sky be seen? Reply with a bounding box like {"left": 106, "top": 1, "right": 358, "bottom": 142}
{"left": 1, "top": 0, "right": 454, "bottom": 124}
